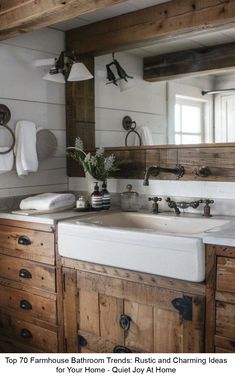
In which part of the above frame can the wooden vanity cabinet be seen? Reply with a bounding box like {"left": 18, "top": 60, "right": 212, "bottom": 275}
{"left": 209, "top": 245, "right": 235, "bottom": 353}
{"left": 0, "top": 219, "right": 61, "bottom": 353}
{"left": 62, "top": 260, "right": 205, "bottom": 353}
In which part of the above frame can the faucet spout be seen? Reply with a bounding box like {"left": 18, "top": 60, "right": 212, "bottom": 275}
{"left": 143, "top": 166, "right": 160, "bottom": 186}
{"left": 143, "top": 164, "right": 185, "bottom": 186}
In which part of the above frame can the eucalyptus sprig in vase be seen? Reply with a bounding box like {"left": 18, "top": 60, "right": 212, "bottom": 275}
{"left": 67, "top": 137, "right": 120, "bottom": 195}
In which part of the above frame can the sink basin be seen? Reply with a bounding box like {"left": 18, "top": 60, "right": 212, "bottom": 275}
{"left": 75, "top": 212, "right": 228, "bottom": 234}
{"left": 58, "top": 212, "right": 230, "bottom": 283}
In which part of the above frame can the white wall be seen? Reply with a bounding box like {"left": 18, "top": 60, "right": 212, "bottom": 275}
{"left": 95, "top": 52, "right": 167, "bottom": 147}
{"left": 0, "top": 28, "right": 67, "bottom": 197}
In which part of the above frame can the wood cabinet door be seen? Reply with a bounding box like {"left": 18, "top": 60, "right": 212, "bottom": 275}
{"left": 63, "top": 268, "right": 205, "bottom": 353}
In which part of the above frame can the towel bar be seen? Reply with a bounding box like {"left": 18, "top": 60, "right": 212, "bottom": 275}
{"left": 0, "top": 104, "right": 15, "bottom": 155}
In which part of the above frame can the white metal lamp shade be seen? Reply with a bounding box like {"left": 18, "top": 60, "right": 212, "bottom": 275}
{"left": 43, "top": 72, "right": 65, "bottom": 84}
{"left": 67, "top": 62, "right": 93, "bottom": 81}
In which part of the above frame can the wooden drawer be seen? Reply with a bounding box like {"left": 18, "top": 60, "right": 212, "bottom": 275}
{"left": 0, "top": 224, "right": 54, "bottom": 264}
{"left": 216, "top": 301, "right": 235, "bottom": 339}
{"left": 0, "top": 254, "right": 55, "bottom": 292}
{"left": 215, "top": 335, "right": 235, "bottom": 353}
{"left": 0, "top": 335, "right": 44, "bottom": 353}
{"left": 0, "top": 309, "right": 58, "bottom": 352}
{"left": 0, "top": 284, "right": 57, "bottom": 324}
{"left": 217, "top": 257, "right": 235, "bottom": 293}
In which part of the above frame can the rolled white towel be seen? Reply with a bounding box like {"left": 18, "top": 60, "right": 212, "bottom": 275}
{"left": 20, "top": 193, "right": 75, "bottom": 210}
{"left": 0, "top": 147, "right": 14, "bottom": 173}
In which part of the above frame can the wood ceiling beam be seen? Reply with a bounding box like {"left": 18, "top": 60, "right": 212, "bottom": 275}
{"left": 0, "top": 0, "right": 128, "bottom": 41}
{"left": 143, "top": 42, "right": 235, "bottom": 81}
{"left": 67, "top": 0, "right": 235, "bottom": 55}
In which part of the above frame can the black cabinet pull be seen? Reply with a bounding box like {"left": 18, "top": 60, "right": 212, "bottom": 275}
{"left": 20, "top": 329, "right": 32, "bottom": 339}
{"left": 119, "top": 314, "right": 131, "bottom": 331}
{"left": 19, "top": 269, "right": 32, "bottom": 279}
{"left": 20, "top": 300, "right": 32, "bottom": 310}
{"left": 113, "top": 346, "right": 132, "bottom": 353}
{"left": 18, "top": 235, "right": 31, "bottom": 245}
{"left": 78, "top": 335, "right": 87, "bottom": 347}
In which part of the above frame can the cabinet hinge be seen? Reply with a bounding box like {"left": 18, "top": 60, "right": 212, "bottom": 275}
{"left": 172, "top": 295, "right": 192, "bottom": 321}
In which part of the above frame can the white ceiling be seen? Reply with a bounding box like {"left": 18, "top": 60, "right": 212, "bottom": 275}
{"left": 52, "top": 0, "right": 235, "bottom": 57}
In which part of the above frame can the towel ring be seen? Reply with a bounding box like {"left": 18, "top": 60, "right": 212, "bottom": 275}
{"left": 122, "top": 116, "right": 142, "bottom": 147}
{"left": 0, "top": 104, "right": 15, "bottom": 155}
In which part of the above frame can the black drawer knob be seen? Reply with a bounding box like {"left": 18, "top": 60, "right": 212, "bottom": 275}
{"left": 78, "top": 335, "right": 87, "bottom": 347}
{"left": 18, "top": 235, "right": 31, "bottom": 245}
{"left": 113, "top": 345, "right": 132, "bottom": 353}
{"left": 20, "top": 300, "right": 32, "bottom": 310}
{"left": 119, "top": 314, "right": 131, "bottom": 331}
{"left": 19, "top": 269, "right": 32, "bottom": 279}
{"left": 20, "top": 329, "right": 32, "bottom": 339}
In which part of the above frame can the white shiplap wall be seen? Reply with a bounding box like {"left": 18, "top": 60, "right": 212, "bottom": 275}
{"left": 0, "top": 28, "right": 68, "bottom": 197}
{"left": 95, "top": 52, "right": 167, "bottom": 147}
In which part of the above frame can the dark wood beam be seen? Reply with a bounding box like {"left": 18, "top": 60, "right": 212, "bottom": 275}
{"left": 67, "top": 0, "right": 235, "bottom": 55}
{"left": 143, "top": 42, "right": 235, "bottom": 82}
{"left": 0, "top": 0, "right": 129, "bottom": 41}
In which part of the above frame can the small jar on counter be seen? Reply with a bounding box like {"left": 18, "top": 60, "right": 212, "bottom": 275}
{"left": 120, "top": 184, "right": 139, "bottom": 212}
{"left": 76, "top": 196, "right": 86, "bottom": 209}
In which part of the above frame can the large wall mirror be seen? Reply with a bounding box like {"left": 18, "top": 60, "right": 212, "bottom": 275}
{"left": 94, "top": 28, "right": 235, "bottom": 148}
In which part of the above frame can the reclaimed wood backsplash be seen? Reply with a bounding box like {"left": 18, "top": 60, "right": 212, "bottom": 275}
{"left": 67, "top": 144, "right": 235, "bottom": 182}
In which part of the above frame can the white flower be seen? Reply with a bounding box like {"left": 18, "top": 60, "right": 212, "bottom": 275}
{"left": 96, "top": 147, "right": 104, "bottom": 157}
{"left": 75, "top": 137, "right": 84, "bottom": 151}
{"left": 104, "top": 154, "right": 115, "bottom": 171}
{"left": 84, "top": 153, "right": 90, "bottom": 162}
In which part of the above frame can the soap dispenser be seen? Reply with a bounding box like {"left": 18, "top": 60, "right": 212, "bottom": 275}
{"left": 91, "top": 182, "right": 103, "bottom": 210}
{"left": 101, "top": 181, "right": 111, "bottom": 210}
{"left": 120, "top": 184, "right": 139, "bottom": 212}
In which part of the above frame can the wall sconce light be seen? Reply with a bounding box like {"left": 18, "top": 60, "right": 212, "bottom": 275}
{"left": 106, "top": 53, "right": 133, "bottom": 90}
{"left": 35, "top": 51, "right": 93, "bottom": 84}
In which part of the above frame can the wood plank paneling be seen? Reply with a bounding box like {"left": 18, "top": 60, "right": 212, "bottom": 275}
{"left": 79, "top": 290, "right": 99, "bottom": 335}
{"left": 205, "top": 244, "right": 217, "bottom": 353}
{"left": 0, "top": 0, "right": 128, "bottom": 41}
{"left": 105, "top": 148, "right": 146, "bottom": 179}
{"left": 66, "top": 55, "right": 95, "bottom": 177}
{"left": 67, "top": 0, "right": 235, "bottom": 55}
{"left": 217, "top": 257, "right": 235, "bottom": 294}
{"left": 63, "top": 268, "right": 78, "bottom": 353}
{"left": 144, "top": 42, "right": 235, "bottom": 82}
{"left": 0, "top": 29, "right": 67, "bottom": 196}
{"left": 154, "top": 308, "right": 182, "bottom": 353}
{"left": 216, "top": 301, "right": 235, "bottom": 339}
{"left": 62, "top": 257, "right": 206, "bottom": 296}
{"left": 125, "top": 301, "right": 154, "bottom": 352}
{"left": 99, "top": 294, "right": 123, "bottom": 343}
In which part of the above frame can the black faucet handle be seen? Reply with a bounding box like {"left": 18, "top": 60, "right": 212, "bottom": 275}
{"left": 202, "top": 199, "right": 214, "bottom": 205}
{"left": 148, "top": 196, "right": 162, "bottom": 203}
{"left": 201, "top": 199, "right": 214, "bottom": 217}
{"left": 148, "top": 197, "right": 162, "bottom": 214}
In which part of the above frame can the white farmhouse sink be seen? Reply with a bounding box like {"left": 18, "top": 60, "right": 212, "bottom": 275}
{"left": 75, "top": 212, "right": 228, "bottom": 234}
{"left": 58, "top": 212, "right": 229, "bottom": 283}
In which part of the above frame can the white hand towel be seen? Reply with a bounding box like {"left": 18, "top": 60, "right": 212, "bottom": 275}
{"left": 133, "top": 126, "right": 154, "bottom": 145}
{"left": 20, "top": 193, "right": 75, "bottom": 210}
{"left": 0, "top": 147, "right": 14, "bottom": 173}
{"left": 14, "top": 120, "right": 38, "bottom": 177}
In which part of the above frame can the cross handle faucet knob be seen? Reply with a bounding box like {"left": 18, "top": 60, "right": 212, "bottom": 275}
{"left": 148, "top": 197, "right": 162, "bottom": 214}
